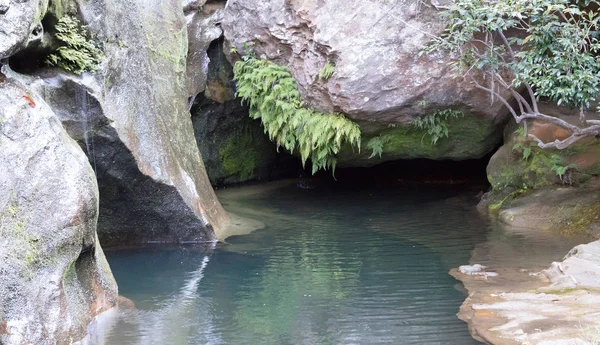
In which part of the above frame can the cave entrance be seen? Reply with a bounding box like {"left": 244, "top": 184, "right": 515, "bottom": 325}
{"left": 305, "top": 155, "right": 493, "bottom": 190}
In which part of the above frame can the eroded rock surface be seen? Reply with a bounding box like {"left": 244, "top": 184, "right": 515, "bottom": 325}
{"left": 223, "top": 0, "right": 509, "bottom": 165}
{"left": 5, "top": 70, "right": 218, "bottom": 246}
{"left": 0, "top": 75, "right": 117, "bottom": 344}
{"left": 487, "top": 103, "right": 600, "bottom": 192}
{"left": 0, "top": 0, "right": 47, "bottom": 59}
{"left": 77, "top": 0, "right": 230, "bottom": 237}
{"left": 453, "top": 233, "right": 600, "bottom": 345}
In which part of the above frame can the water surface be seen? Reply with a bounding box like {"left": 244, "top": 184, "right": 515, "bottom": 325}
{"left": 98, "top": 181, "right": 586, "bottom": 345}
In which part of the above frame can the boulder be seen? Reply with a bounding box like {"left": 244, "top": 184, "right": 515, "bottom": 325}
{"left": 487, "top": 103, "right": 600, "bottom": 192}
{"left": 0, "top": 0, "right": 48, "bottom": 59}
{"left": 222, "top": 0, "right": 510, "bottom": 165}
{"left": 7, "top": 70, "right": 217, "bottom": 246}
{"left": 0, "top": 74, "right": 117, "bottom": 344}
{"left": 76, "top": 0, "right": 230, "bottom": 237}
{"left": 493, "top": 185, "right": 600, "bottom": 237}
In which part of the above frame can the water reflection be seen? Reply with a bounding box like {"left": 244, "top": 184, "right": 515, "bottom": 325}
{"left": 94, "top": 183, "right": 502, "bottom": 345}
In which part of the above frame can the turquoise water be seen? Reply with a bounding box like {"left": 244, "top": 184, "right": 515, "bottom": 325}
{"left": 99, "top": 182, "right": 503, "bottom": 344}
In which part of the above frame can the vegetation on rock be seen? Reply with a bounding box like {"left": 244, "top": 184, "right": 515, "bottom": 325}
{"left": 219, "top": 129, "right": 262, "bottom": 181}
{"left": 233, "top": 55, "right": 361, "bottom": 174}
{"left": 46, "top": 16, "right": 103, "bottom": 74}
{"left": 412, "top": 109, "right": 463, "bottom": 145}
{"left": 318, "top": 61, "right": 335, "bottom": 80}
{"left": 367, "top": 135, "right": 390, "bottom": 159}
{"left": 426, "top": 0, "right": 600, "bottom": 150}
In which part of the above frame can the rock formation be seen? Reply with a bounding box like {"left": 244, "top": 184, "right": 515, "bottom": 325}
{"left": 223, "top": 0, "right": 510, "bottom": 165}
{"left": 0, "top": 74, "right": 117, "bottom": 344}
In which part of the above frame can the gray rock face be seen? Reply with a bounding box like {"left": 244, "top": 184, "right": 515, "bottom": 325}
{"left": 75, "top": 0, "right": 230, "bottom": 237}
{"left": 0, "top": 0, "right": 47, "bottom": 59}
{"left": 11, "top": 70, "right": 217, "bottom": 246}
{"left": 185, "top": 3, "right": 224, "bottom": 99}
{"left": 222, "top": 0, "right": 509, "bottom": 164}
{"left": 0, "top": 74, "right": 117, "bottom": 344}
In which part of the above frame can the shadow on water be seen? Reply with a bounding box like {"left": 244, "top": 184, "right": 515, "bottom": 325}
{"left": 89, "top": 160, "right": 587, "bottom": 345}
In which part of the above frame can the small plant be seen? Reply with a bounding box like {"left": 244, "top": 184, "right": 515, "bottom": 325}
{"left": 319, "top": 61, "right": 335, "bottom": 80}
{"left": 512, "top": 142, "right": 533, "bottom": 160}
{"left": 412, "top": 109, "right": 463, "bottom": 145}
{"left": 416, "top": 99, "right": 431, "bottom": 107}
{"left": 367, "top": 135, "right": 390, "bottom": 159}
{"left": 234, "top": 54, "right": 360, "bottom": 174}
{"left": 514, "top": 126, "right": 525, "bottom": 137}
{"left": 550, "top": 155, "right": 578, "bottom": 182}
{"left": 46, "top": 15, "right": 103, "bottom": 74}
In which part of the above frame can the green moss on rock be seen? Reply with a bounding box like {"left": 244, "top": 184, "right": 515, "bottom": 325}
{"left": 219, "top": 129, "right": 263, "bottom": 182}
{"left": 337, "top": 114, "right": 500, "bottom": 167}
{"left": 487, "top": 123, "right": 600, "bottom": 192}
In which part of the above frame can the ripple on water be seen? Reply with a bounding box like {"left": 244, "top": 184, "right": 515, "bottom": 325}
{"left": 98, "top": 182, "right": 584, "bottom": 345}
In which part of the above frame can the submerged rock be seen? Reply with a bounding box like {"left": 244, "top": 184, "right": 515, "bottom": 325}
{"left": 0, "top": 74, "right": 117, "bottom": 344}
{"left": 223, "top": 0, "right": 509, "bottom": 165}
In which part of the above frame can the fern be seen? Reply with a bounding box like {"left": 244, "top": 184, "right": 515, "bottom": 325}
{"left": 234, "top": 56, "right": 360, "bottom": 174}
{"left": 319, "top": 61, "right": 335, "bottom": 80}
{"left": 512, "top": 142, "right": 532, "bottom": 160}
{"left": 46, "top": 16, "right": 103, "bottom": 74}
{"left": 549, "top": 155, "right": 578, "bottom": 180}
{"left": 367, "top": 135, "right": 389, "bottom": 159}
{"left": 412, "top": 109, "right": 463, "bottom": 145}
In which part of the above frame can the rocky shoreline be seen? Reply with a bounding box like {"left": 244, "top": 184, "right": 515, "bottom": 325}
{"left": 453, "top": 236, "right": 600, "bottom": 344}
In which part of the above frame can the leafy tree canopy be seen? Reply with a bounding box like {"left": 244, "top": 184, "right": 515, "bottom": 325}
{"left": 426, "top": 0, "right": 600, "bottom": 149}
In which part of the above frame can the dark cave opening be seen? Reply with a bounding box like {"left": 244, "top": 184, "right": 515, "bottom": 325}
{"left": 302, "top": 154, "right": 495, "bottom": 190}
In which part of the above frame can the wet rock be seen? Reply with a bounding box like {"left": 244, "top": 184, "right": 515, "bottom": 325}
{"left": 0, "top": 0, "right": 48, "bottom": 59}
{"left": 92, "top": 125, "right": 215, "bottom": 246}
{"left": 223, "top": 0, "right": 510, "bottom": 165}
{"left": 192, "top": 99, "right": 280, "bottom": 186}
{"left": 0, "top": 75, "right": 117, "bottom": 344}
{"left": 453, "top": 239, "right": 600, "bottom": 345}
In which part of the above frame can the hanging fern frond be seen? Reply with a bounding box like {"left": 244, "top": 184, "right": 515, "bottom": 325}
{"left": 412, "top": 109, "right": 463, "bottom": 145}
{"left": 234, "top": 56, "right": 360, "bottom": 174}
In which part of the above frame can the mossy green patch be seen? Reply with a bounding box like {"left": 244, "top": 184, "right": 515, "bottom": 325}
{"left": 219, "top": 129, "right": 262, "bottom": 181}
{"left": 0, "top": 202, "right": 40, "bottom": 275}
{"left": 46, "top": 16, "right": 104, "bottom": 74}
{"left": 338, "top": 114, "right": 498, "bottom": 166}
{"left": 488, "top": 124, "right": 600, "bottom": 193}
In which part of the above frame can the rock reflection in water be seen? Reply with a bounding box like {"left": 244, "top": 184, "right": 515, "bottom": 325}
{"left": 90, "top": 181, "right": 522, "bottom": 345}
